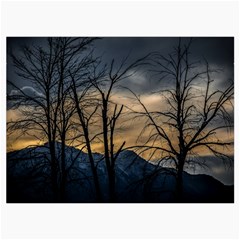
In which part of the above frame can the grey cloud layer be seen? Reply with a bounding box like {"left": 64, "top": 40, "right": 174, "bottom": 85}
{"left": 7, "top": 37, "right": 233, "bottom": 94}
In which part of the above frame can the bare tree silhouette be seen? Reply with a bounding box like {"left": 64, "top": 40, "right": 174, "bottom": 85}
{"left": 88, "top": 54, "right": 150, "bottom": 202}
{"left": 7, "top": 37, "right": 97, "bottom": 202}
{"left": 128, "top": 39, "right": 233, "bottom": 201}
{"left": 68, "top": 53, "right": 104, "bottom": 202}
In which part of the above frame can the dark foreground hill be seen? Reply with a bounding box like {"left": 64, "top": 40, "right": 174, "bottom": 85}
{"left": 7, "top": 143, "right": 234, "bottom": 203}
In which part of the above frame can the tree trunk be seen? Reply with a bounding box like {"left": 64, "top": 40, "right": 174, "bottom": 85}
{"left": 109, "top": 166, "right": 116, "bottom": 202}
{"left": 86, "top": 138, "right": 102, "bottom": 202}
{"left": 102, "top": 102, "right": 115, "bottom": 202}
{"left": 81, "top": 119, "right": 102, "bottom": 202}
{"left": 49, "top": 141, "right": 59, "bottom": 202}
{"left": 176, "top": 159, "right": 184, "bottom": 202}
{"left": 60, "top": 138, "right": 67, "bottom": 202}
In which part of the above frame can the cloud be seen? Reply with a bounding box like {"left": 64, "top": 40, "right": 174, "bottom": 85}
{"left": 10, "top": 86, "right": 44, "bottom": 98}
{"left": 7, "top": 109, "right": 22, "bottom": 121}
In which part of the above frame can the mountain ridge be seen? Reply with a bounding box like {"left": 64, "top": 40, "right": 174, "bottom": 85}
{"left": 7, "top": 143, "right": 234, "bottom": 203}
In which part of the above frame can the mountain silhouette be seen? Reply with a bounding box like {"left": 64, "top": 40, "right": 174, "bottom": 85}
{"left": 7, "top": 143, "right": 234, "bottom": 203}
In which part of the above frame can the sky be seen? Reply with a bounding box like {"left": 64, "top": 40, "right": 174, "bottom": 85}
{"left": 7, "top": 37, "right": 234, "bottom": 184}
{"left": 7, "top": 37, "right": 234, "bottom": 93}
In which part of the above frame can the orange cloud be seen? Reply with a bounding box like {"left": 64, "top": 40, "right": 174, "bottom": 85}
{"left": 7, "top": 92, "right": 233, "bottom": 160}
